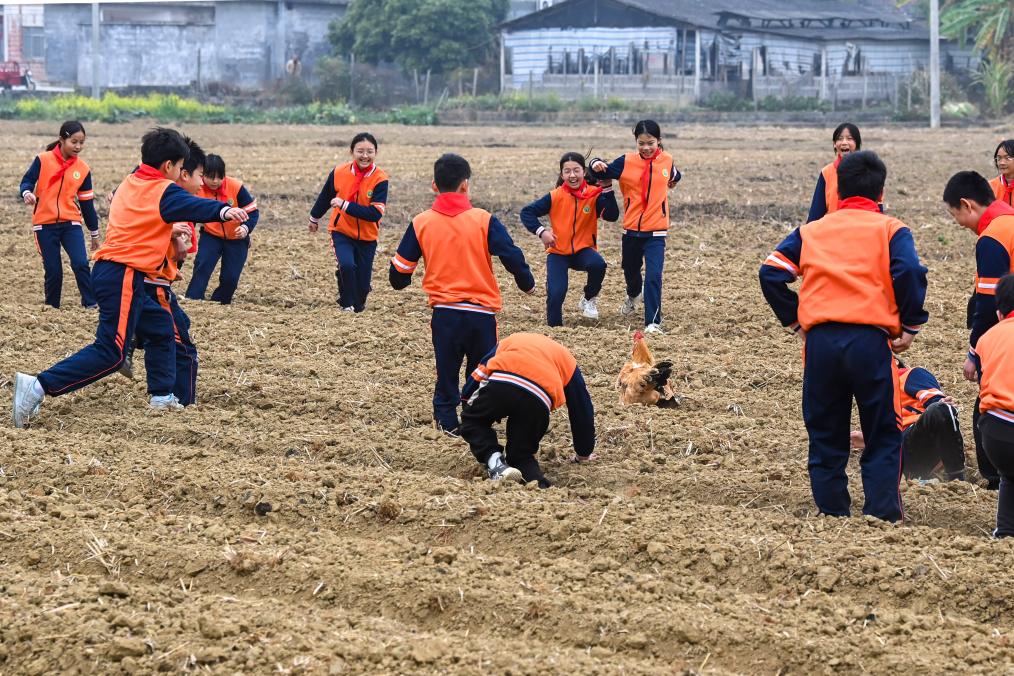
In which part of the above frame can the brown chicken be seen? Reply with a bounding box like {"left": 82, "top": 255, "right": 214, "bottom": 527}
{"left": 616, "top": 330, "right": 679, "bottom": 407}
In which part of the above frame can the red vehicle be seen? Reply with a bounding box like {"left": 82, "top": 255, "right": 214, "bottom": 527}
{"left": 0, "top": 62, "right": 35, "bottom": 90}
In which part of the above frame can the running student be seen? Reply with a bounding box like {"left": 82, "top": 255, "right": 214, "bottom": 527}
{"left": 133, "top": 137, "right": 205, "bottom": 409}
{"left": 389, "top": 153, "right": 535, "bottom": 435}
{"left": 460, "top": 332, "right": 596, "bottom": 487}
{"left": 590, "top": 120, "right": 681, "bottom": 334}
{"left": 184, "top": 154, "right": 258, "bottom": 304}
{"left": 806, "top": 122, "right": 883, "bottom": 222}
{"left": 991, "top": 139, "right": 1014, "bottom": 206}
{"left": 944, "top": 170, "right": 1014, "bottom": 489}
{"left": 520, "top": 152, "right": 618, "bottom": 326}
{"left": 309, "top": 132, "right": 389, "bottom": 312}
{"left": 12, "top": 128, "right": 249, "bottom": 429}
{"left": 851, "top": 358, "right": 965, "bottom": 482}
{"left": 19, "top": 120, "right": 100, "bottom": 309}
{"left": 760, "top": 150, "right": 929, "bottom": 522}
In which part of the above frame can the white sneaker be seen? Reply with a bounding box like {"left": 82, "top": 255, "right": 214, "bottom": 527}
{"left": 150, "top": 394, "right": 184, "bottom": 411}
{"left": 12, "top": 372, "right": 44, "bottom": 429}
{"left": 620, "top": 293, "right": 642, "bottom": 316}
{"left": 644, "top": 323, "right": 664, "bottom": 335}
{"left": 340, "top": 306, "right": 355, "bottom": 313}
{"left": 578, "top": 296, "right": 600, "bottom": 319}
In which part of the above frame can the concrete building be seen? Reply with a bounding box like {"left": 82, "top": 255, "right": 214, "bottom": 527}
{"left": 499, "top": 0, "right": 976, "bottom": 104}
{"left": 2, "top": 0, "right": 348, "bottom": 90}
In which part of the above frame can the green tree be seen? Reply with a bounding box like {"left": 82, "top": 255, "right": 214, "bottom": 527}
{"left": 329, "top": 0, "right": 508, "bottom": 73}
{"left": 940, "top": 0, "right": 1012, "bottom": 62}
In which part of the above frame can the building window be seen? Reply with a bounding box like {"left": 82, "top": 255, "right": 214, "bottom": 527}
{"left": 23, "top": 26, "right": 45, "bottom": 60}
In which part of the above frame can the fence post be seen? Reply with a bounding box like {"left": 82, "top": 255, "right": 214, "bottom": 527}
{"left": 594, "top": 56, "right": 599, "bottom": 99}
{"left": 473, "top": 67, "right": 479, "bottom": 96}
{"left": 893, "top": 74, "right": 899, "bottom": 114}
{"left": 349, "top": 52, "right": 356, "bottom": 106}
{"left": 91, "top": 2, "right": 101, "bottom": 98}
{"left": 693, "top": 30, "right": 701, "bottom": 101}
{"left": 528, "top": 70, "right": 533, "bottom": 104}
{"left": 820, "top": 47, "right": 827, "bottom": 101}
{"left": 424, "top": 68, "right": 431, "bottom": 105}
{"left": 862, "top": 72, "right": 867, "bottom": 109}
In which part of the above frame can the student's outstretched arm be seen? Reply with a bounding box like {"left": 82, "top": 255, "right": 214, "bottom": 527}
{"left": 461, "top": 345, "right": 498, "bottom": 404}
{"left": 889, "top": 227, "right": 929, "bottom": 335}
{"left": 904, "top": 367, "right": 946, "bottom": 407}
{"left": 389, "top": 222, "right": 421, "bottom": 290}
{"left": 19, "top": 157, "right": 41, "bottom": 199}
{"left": 340, "top": 180, "right": 388, "bottom": 223}
{"left": 589, "top": 155, "right": 625, "bottom": 181}
{"left": 806, "top": 174, "right": 826, "bottom": 223}
{"left": 758, "top": 228, "right": 803, "bottom": 331}
{"left": 236, "top": 186, "right": 259, "bottom": 233}
{"left": 519, "top": 194, "right": 551, "bottom": 235}
{"left": 309, "top": 169, "right": 337, "bottom": 225}
{"left": 159, "top": 183, "right": 236, "bottom": 224}
{"left": 597, "top": 185, "right": 619, "bottom": 221}
{"left": 564, "top": 368, "right": 595, "bottom": 457}
{"left": 969, "top": 236, "right": 1011, "bottom": 351}
{"left": 488, "top": 216, "right": 535, "bottom": 292}
{"left": 78, "top": 172, "right": 99, "bottom": 235}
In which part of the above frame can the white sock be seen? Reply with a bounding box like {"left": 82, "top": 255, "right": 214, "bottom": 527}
{"left": 31, "top": 379, "right": 44, "bottom": 398}
{"left": 487, "top": 452, "right": 503, "bottom": 470}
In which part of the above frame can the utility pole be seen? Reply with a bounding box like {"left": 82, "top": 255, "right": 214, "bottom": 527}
{"left": 929, "top": 0, "right": 940, "bottom": 128}
{"left": 91, "top": 3, "right": 100, "bottom": 99}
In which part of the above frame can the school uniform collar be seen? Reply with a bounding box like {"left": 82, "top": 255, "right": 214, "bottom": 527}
{"left": 432, "top": 192, "right": 472, "bottom": 217}
{"left": 978, "top": 200, "right": 1014, "bottom": 235}
{"left": 134, "top": 164, "right": 167, "bottom": 182}
{"left": 837, "top": 196, "right": 880, "bottom": 212}
{"left": 349, "top": 162, "right": 377, "bottom": 178}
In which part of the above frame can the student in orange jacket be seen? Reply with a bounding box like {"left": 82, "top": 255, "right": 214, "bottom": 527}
{"left": 12, "top": 128, "right": 249, "bottom": 428}
{"left": 806, "top": 122, "right": 869, "bottom": 222}
{"left": 944, "top": 170, "right": 1014, "bottom": 489}
{"left": 990, "top": 140, "right": 1014, "bottom": 207}
{"left": 520, "top": 152, "right": 618, "bottom": 326}
{"left": 389, "top": 153, "right": 535, "bottom": 434}
{"left": 460, "top": 333, "right": 596, "bottom": 487}
{"left": 184, "top": 154, "right": 259, "bottom": 304}
{"left": 971, "top": 274, "right": 1014, "bottom": 536}
{"left": 589, "top": 120, "right": 681, "bottom": 333}
{"left": 309, "top": 132, "right": 389, "bottom": 312}
{"left": 760, "top": 150, "right": 929, "bottom": 522}
{"left": 19, "top": 121, "right": 100, "bottom": 308}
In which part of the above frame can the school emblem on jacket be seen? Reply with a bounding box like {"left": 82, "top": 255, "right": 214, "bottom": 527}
{"left": 228, "top": 198, "right": 235, "bottom": 206}
{"left": 367, "top": 190, "right": 374, "bottom": 198}
{"left": 73, "top": 171, "right": 81, "bottom": 180}
{"left": 662, "top": 169, "right": 669, "bottom": 178}
{"left": 582, "top": 205, "right": 592, "bottom": 214}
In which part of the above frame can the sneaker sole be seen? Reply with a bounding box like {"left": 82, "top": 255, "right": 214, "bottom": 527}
{"left": 12, "top": 373, "right": 32, "bottom": 429}
{"left": 500, "top": 467, "right": 523, "bottom": 483}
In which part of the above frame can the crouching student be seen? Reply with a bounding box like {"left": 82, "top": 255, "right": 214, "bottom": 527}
{"left": 972, "top": 274, "right": 1014, "bottom": 537}
{"left": 389, "top": 153, "right": 535, "bottom": 435}
{"left": 852, "top": 358, "right": 965, "bottom": 481}
{"left": 759, "top": 150, "right": 929, "bottom": 522}
{"left": 520, "top": 152, "right": 618, "bottom": 326}
{"left": 460, "top": 332, "right": 596, "bottom": 487}
{"left": 185, "top": 154, "right": 258, "bottom": 304}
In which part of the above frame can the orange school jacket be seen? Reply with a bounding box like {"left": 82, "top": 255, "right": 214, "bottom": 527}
{"left": 820, "top": 162, "right": 841, "bottom": 214}
{"left": 95, "top": 174, "right": 176, "bottom": 277}
{"left": 976, "top": 317, "right": 1014, "bottom": 421}
{"left": 974, "top": 205, "right": 1014, "bottom": 297}
{"left": 411, "top": 203, "right": 503, "bottom": 313}
{"left": 475, "top": 333, "right": 578, "bottom": 410}
{"left": 618, "top": 150, "right": 674, "bottom": 233}
{"left": 797, "top": 203, "right": 908, "bottom": 337}
{"left": 991, "top": 176, "right": 1013, "bottom": 207}
{"left": 199, "top": 177, "right": 255, "bottom": 239}
{"left": 31, "top": 149, "right": 93, "bottom": 226}
{"left": 547, "top": 185, "right": 601, "bottom": 254}
{"left": 897, "top": 368, "right": 945, "bottom": 430}
{"left": 330, "top": 162, "right": 388, "bottom": 241}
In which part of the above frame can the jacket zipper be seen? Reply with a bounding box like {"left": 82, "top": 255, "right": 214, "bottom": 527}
{"left": 637, "top": 158, "right": 652, "bottom": 232}
{"left": 55, "top": 174, "right": 66, "bottom": 222}
{"left": 571, "top": 195, "right": 578, "bottom": 255}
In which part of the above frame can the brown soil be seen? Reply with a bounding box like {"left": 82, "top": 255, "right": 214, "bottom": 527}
{"left": 2, "top": 120, "right": 1013, "bottom": 674}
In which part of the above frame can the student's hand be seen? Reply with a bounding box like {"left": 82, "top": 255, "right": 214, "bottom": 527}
{"left": 539, "top": 230, "right": 556, "bottom": 249}
{"left": 308, "top": 218, "right": 319, "bottom": 233}
{"left": 849, "top": 431, "right": 865, "bottom": 451}
{"left": 88, "top": 234, "right": 100, "bottom": 252}
{"left": 23, "top": 191, "right": 36, "bottom": 206}
{"left": 572, "top": 453, "right": 598, "bottom": 463}
{"left": 224, "top": 207, "right": 249, "bottom": 223}
{"left": 940, "top": 395, "right": 958, "bottom": 407}
{"left": 891, "top": 332, "right": 915, "bottom": 354}
{"left": 963, "top": 356, "right": 978, "bottom": 382}
{"left": 590, "top": 160, "right": 607, "bottom": 174}
{"left": 667, "top": 179, "right": 679, "bottom": 189}
{"left": 235, "top": 224, "right": 249, "bottom": 238}
{"left": 171, "top": 222, "right": 192, "bottom": 238}
{"left": 330, "top": 197, "right": 349, "bottom": 211}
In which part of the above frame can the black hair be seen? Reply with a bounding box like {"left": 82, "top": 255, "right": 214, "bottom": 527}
{"left": 836, "top": 150, "right": 886, "bottom": 201}
{"left": 45, "top": 120, "right": 86, "bottom": 151}
{"left": 556, "top": 151, "right": 587, "bottom": 187}
{"left": 181, "top": 138, "right": 207, "bottom": 175}
{"left": 997, "top": 274, "right": 1014, "bottom": 316}
{"left": 633, "top": 120, "right": 663, "bottom": 149}
{"left": 994, "top": 140, "right": 1014, "bottom": 168}
{"left": 203, "top": 153, "right": 226, "bottom": 179}
{"left": 433, "top": 153, "right": 471, "bottom": 193}
{"left": 350, "top": 132, "right": 378, "bottom": 152}
{"left": 833, "top": 122, "right": 862, "bottom": 150}
{"left": 140, "top": 127, "right": 189, "bottom": 169}
{"left": 942, "top": 171, "right": 995, "bottom": 209}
